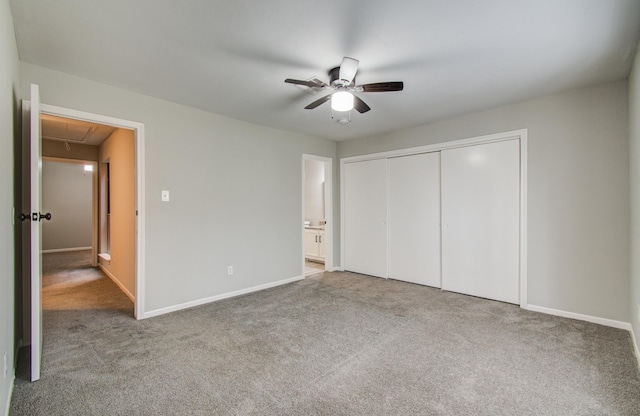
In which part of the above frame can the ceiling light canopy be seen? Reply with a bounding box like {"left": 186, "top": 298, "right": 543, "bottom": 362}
{"left": 331, "top": 91, "right": 354, "bottom": 112}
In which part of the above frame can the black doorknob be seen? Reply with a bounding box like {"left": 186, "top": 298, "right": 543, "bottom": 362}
{"left": 19, "top": 212, "right": 52, "bottom": 222}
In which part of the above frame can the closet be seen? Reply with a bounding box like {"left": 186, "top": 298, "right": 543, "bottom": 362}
{"left": 342, "top": 137, "right": 521, "bottom": 304}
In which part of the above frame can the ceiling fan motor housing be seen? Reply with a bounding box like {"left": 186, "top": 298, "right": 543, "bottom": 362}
{"left": 329, "top": 67, "right": 355, "bottom": 88}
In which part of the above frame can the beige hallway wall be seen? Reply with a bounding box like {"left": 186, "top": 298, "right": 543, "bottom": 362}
{"left": 98, "top": 128, "right": 135, "bottom": 298}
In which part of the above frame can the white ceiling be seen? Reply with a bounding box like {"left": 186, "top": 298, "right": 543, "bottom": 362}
{"left": 10, "top": 0, "right": 640, "bottom": 141}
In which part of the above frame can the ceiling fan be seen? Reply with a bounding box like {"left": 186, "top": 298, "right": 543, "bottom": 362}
{"left": 285, "top": 57, "right": 403, "bottom": 114}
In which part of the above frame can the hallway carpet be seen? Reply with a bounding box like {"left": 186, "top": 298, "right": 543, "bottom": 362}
{"left": 41, "top": 250, "right": 133, "bottom": 313}
{"left": 10, "top": 261, "right": 640, "bottom": 415}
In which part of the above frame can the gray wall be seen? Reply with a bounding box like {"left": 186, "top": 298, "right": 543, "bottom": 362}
{"left": 19, "top": 62, "right": 338, "bottom": 313}
{"left": 42, "top": 160, "right": 92, "bottom": 251}
{"left": 629, "top": 40, "right": 640, "bottom": 351}
{"left": 0, "top": 0, "right": 18, "bottom": 411}
{"left": 339, "top": 81, "right": 630, "bottom": 323}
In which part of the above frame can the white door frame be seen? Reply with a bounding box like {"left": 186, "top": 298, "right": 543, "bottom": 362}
{"left": 302, "top": 154, "right": 333, "bottom": 273}
{"left": 340, "top": 129, "right": 528, "bottom": 307}
{"left": 32, "top": 102, "right": 146, "bottom": 319}
{"left": 41, "top": 157, "right": 99, "bottom": 267}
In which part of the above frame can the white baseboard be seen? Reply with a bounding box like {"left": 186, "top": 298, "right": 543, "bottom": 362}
{"left": 631, "top": 325, "right": 640, "bottom": 368}
{"left": 523, "top": 304, "right": 640, "bottom": 367}
{"left": 98, "top": 264, "right": 135, "bottom": 302}
{"left": 142, "top": 275, "right": 305, "bottom": 319}
{"left": 3, "top": 375, "right": 14, "bottom": 416}
{"left": 42, "top": 246, "right": 91, "bottom": 254}
{"left": 524, "top": 304, "right": 631, "bottom": 330}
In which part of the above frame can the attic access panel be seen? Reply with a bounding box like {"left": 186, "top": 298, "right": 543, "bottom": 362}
{"left": 41, "top": 114, "right": 116, "bottom": 145}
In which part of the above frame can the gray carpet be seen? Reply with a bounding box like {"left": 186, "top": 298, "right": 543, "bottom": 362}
{"left": 10, "top": 254, "right": 640, "bottom": 415}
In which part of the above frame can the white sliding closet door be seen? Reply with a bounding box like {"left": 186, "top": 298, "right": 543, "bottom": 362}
{"left": 388, "top": 152, "right": 441, "bottom": 287}
{"left": 441, "top": 139, "right": 520, "bottom": 304}
{"left": 343, "top": 159, "right": 387, "bottom": 278}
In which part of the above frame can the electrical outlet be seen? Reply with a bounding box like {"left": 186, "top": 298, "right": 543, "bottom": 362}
{"left": 3, "top": 351, "right": 7, "bottom": 378}
{"left": 161, "top": 190, "right": 170, "bottom": 202}
{"left": 227, "top": 266, "right": 233, "bottom": 275}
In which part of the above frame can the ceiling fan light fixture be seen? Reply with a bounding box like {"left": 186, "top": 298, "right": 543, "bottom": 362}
{"left": 331, "top": 91, "right": 354, "bottom": 112}
{"left": 286, "top": 57, "right": 402, "bottom": 116}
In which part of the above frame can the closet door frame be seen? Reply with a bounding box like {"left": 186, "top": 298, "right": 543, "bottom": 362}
{"left": 340, "top": 129, "right": 528, "bottom": 307}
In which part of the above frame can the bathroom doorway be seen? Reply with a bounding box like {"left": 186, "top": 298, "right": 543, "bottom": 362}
{"left": 302, "top": 155, "right": 333, "bottom": 276}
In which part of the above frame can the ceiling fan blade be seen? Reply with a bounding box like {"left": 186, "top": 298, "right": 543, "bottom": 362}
{"left": 339, "top": 57, "right": 359, "bottom": 83}
{"left": 353, "top": 96, "right": 371, "bottom": 113}
{"left": 358, "top": 81, "right": 404, "bottom": 92}
{"left": 304, "top": 94, "right": 332, "bottom": 110}
{"left": 285, "top": 78, "right": 327, "bottom": 88}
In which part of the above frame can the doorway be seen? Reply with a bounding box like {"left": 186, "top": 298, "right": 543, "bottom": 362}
{"left": 302, "top": 155, "right": 333, "bottom": 276}
{"left": 21, "top": 89, "right": 145, "bottom": 382}
{"left": 34, "top": 104, "right": 144, "bottom": 319}
{"left": 38, "top": 112, "right": 137, "bottom": 301}
{"left": 22, "top": 97, "right": 145, "bottom": 352}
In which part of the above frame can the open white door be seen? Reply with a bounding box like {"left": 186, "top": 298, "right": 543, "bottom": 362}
{"left": 30, "top": 83, "right": 43, "bottom": 381}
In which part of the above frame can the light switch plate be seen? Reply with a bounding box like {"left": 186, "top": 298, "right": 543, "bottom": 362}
{"left": 161, "top": 190, "right": 170, "bottom": 202}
